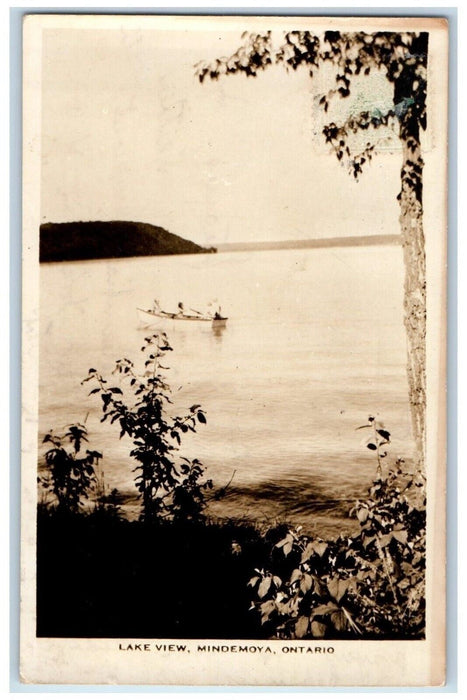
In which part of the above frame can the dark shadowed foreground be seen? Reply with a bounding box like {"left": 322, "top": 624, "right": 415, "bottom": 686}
{"left": 36, "top": 512, "right": 269, "bottom": 639}
{"left": 37, "top": 463, "right": 426, "bottom": 641}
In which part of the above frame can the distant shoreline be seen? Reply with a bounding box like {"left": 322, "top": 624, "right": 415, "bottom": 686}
{"left": 40, "top": 224, "right": 402, "bottom": 263}
{"left": 214, "top": 234, "right": 401, "bottom": 253}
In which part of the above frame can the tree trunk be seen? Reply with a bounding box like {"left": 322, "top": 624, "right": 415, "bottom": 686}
{"left": 399, "top": 140, "right": 426, "bottom": 469}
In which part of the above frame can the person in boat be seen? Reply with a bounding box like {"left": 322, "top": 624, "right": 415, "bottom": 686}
{"left": 177, "top": 302, "right": 185, "bottom": 315}
{"left": 213, "top": 306, "right": 223, "bottom": 320}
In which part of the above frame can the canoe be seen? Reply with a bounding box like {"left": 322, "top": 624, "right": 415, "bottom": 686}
{"left": 137, "top": 307, "right": 228, "bottom": 329}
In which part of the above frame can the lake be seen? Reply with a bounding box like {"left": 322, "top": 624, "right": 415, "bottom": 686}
{"left": 39, "top": 245, "right": 414, "bottom": 536}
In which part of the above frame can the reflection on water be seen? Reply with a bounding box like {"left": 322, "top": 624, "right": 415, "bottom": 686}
{"left": 212, "top": 324, "right": 227, "bottom": 341}
{"left": 39, "top": 246, "right": 414, "bottom": 533}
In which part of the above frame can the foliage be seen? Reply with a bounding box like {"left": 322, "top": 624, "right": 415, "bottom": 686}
{"left": 196, "top": 30, "right": 427, "bottom": 184}
{"left": 247, "top": 420, "right": 426, "bottom": 639}
{"left": 83, "top": 333, "right": 212, "bottom": 522}
{"left": 356, "top": 414, "right": 391, "bottom": 479}
{"left": 41, "top": 424, "right": 101, "bottom": 512}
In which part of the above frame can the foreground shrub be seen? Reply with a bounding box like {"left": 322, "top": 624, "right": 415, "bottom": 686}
{"left": 83, "top": 333, "right": 212, "bottom": 522}
{"left": 248, "top": 460, "right": 426, "bottom": 639}
{"left": 40, "top": 424, "right": 101, "bottom": 513}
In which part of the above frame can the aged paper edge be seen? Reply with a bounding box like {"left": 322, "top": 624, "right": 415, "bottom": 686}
{"left": 20, "top": 13, "right": 448, "bottom": 687}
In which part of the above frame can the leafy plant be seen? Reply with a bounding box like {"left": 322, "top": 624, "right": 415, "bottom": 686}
{"left": 83, "top": 333, "right": 212, "bottom": 522}
{"left": 41, "top": 424, "right": 101, "bottom": 513}
{"left": 356, "top": 414, "right": 391, "bottom": 479}
{"left": 247, "top": 420, "right": 426, "bottom": 639}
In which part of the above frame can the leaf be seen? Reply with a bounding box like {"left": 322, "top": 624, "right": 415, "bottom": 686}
{"left": 311, "top": 574, "right": 326, "bottom": 596}
{"left": 300, "top": 573, "right": 313, "bottom": 594}
{"left": 283, "top": 541, "right": 293, "bottom": 556}
{"left": 379, "top": 533, "right": 393, "bottom": 548}
{"left": 338, "top": 579, "right": 350, "bottom": 602}
{"left": 312, "top": 603, "right": 339, "bottom": 617}
{"left": 300, "top": 542, "right": 315, "bottom": 562}
{"left": 327, "top": 577, "right": 349, "bottom": 603}
{"left": 310, "top": 621, "right": 327, "bottom": 638}
{"left": 356, "top": 568, "right": 370, "bottom": 582}
{"left": 295, "top": 616, "right": 309, "bottom": 639}
{"left": 88, "top": 388, "right": 100, "bottom": 395}
{"left": 260, "top": 599, "right": 275, "bottom": 625}
{"left": 258, "top": 577, "right": 271, "bottom": 599}
{"left": 327, "top": 578, "right": 338, "bottom": 600}
{"left": 366, "top": 442, "right": 377, "bottom": 451}
{"left": 357, "top": 507, "right": 369, "bottom": 523}
{"left": 197, "top": 412, "right": 207, "bottom": 424}
{"left": 276, "top": 535, "right": 292, "bottom": 549}
{"left": 290, "top": 569, "right": 302, "bottom": 584}
{"left": 397, "top": 577, "right": 411, "bottom": 590}
{"left": 109, "top": 387, "right": 123, "bottom": 394}
{"left": 248, "top": 576, "right": 259, "bottom": 588}
{"left": 331, "top": 610, "right": 348, "bottom": 632}
{"left": 393, "top": 529, "right": 408, "bottom": 544}
{"left": 313, "top": 541, "right": 328, "bottom": 557}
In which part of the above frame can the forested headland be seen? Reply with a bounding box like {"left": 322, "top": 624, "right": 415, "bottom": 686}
{"left": 40, "top": 220, "right": 216, "bottom": 262}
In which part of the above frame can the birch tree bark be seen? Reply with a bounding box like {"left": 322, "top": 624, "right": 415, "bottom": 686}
{"left": 399, "top": 140, "right": 426, "bottom": 467}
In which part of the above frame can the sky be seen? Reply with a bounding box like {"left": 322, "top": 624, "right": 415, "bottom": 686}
{"left": 40, "top": 18, "right": 402, "bottom": 247}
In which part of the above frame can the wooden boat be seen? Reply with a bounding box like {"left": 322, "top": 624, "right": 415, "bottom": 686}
{"left": 137, "top": 303, "right": 228, "bottom": 329}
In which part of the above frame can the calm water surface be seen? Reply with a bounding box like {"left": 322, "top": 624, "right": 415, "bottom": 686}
{"left": 39, "top": 246, "right": 414, "bottom": 535}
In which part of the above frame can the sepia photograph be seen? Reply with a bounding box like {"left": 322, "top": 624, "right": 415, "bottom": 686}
{"left": 21, "top": 13, "right": 448, "bottom": 686}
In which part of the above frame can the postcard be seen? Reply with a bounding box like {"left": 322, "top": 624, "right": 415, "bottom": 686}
{"left": 21, "top": 14, "right": 448, "bottom": 686}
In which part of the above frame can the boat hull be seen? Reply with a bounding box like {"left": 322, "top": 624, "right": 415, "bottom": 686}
{"left": 137, "top": 308, "right": 227, "bottom": 329}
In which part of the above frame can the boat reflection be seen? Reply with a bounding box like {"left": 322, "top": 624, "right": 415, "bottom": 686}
{"left": 212, "top": 323, "right": 227, "bottom": 341}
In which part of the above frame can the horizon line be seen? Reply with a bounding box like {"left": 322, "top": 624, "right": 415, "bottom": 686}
{"left": 211, "top": 234, "right": 402, "bottom": 252}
